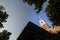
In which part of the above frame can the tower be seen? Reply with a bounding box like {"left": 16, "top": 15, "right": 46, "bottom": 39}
{"left": 38, "top": 18, "right": 60, "bottom": 34}
{"left": 39, "top": 19, "right": 50, "bottom": 30}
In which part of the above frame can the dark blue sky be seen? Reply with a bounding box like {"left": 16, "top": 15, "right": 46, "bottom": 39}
{"left": 0, "top": 0, "right": 52, "bottom": 40}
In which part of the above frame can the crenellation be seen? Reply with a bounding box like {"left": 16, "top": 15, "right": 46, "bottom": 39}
{"left": 39, "top": 18, "right": 60, "bottom": 34}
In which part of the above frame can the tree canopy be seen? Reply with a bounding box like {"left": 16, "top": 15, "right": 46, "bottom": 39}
{"left": 46, "top": 0, "right": 60, "bottom": 26}
{"left": 0, "top": 30, "right": 11, "bottom": 40}
{"left": 23, "top": 0, "right": 46, "bottom": 13}
{"left": 0, "top": 5, "right": 11, "bottom": 40}
{"left": 0, "top": 5, "right": 8, "bottom": 28}
{"left": 23, "top": 0, "right": 60, "bottom": 26}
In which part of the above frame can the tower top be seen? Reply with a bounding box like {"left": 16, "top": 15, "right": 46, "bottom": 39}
{"left": 39, "top": 18, "right": 46, "bottom": 27}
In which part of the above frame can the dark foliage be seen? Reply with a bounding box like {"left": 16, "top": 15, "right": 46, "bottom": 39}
{"left": 0, "top": 5, "right": 8, "bottom": 28}
{"left": 23, "top": 0, "right": 46, "bottom": 13}
{"left": 0, "top": 5, "right": 11, "bottom": 40}
{"left": 0, "top": 30, "right": 11, "bottom": 40}
{"left": 46, "top": 0, "right": 60, "bottom": 26}
{"left": 0, "top": 5, "right": 5, "bottom": 10}
{"left": 23, "top": 0, "right": 60, "bottom": 26}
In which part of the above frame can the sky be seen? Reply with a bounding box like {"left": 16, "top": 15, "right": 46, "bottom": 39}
{"left": 0, "top": 0, "right": 52, "bottom": 40}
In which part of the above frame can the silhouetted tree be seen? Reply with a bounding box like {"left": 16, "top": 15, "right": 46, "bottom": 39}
{"left": 0, "top": 30, "right": 11, "bottom": 40}
{"left": 0, "top": 5, "right": 11, "bottom": 40}
{"left": 46, "top": 0, "right": 60, "bottom": 26}
{"left": 0, "top": 5, "right": 8, "bottom": 28}
{"left": 23, "top": 0, "right": 46, "bottom": 13}
{"left": 23, "top": 0, "right": 60, "bottom": 26}
{"left": 0, "top": 5, "right": 5, "bottom": 10}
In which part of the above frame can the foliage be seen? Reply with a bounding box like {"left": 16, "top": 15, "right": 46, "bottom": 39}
{"left": 23, "top": 0, "right": 60, "bottom": 26}
{"left": 0, "top": 30, "right": 11, "bottom": 40}
{"left": 0, "top": 5, "right": 11, "bottom": 40}
{"left": 0, "top": 5, "right": 5, "bottom": 10}
{"left": 46, "top": 0, "right": 60, "bottom": 26}
{"left": 23, "top": 0, "right": 46, "bottom": 13}
{"left": 0, "top": 5, "right": 8, "bottom": 28}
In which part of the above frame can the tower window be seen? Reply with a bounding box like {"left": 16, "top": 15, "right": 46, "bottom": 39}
{"left": 41, "top": 21, "right": 43, "bottom": 23}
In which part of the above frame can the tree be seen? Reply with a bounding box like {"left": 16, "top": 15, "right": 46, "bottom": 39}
{"left": 0, "top": 30, "right": 11, "bottom": 40}
{"left": 0, "top": 5, "right": 11, "bottom": 40}
{"left": 23, "top": 0, "right": 46, "bottom": 13}
{"left": 46, "top": 0, "right": 60, "bottom": 26}
{"left": 23, "top": 0, "right": 60, "bottom": 26}
{"left": 0, "top": 5, "right": 8, "bottom": 28}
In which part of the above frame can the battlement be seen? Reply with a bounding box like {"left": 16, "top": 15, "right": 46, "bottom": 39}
{"left": 39, "top": 18, "right": 60, "bottom": 34}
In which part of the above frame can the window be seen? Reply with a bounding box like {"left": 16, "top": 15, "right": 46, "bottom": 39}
{"left": 41, "top": 21, "right": 43, "bottom": 23}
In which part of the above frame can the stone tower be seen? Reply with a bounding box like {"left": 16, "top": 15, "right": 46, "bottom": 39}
{"left": 39, "top": 18, "right": 60, "bottom": 34}
{"left": 39, "top": 19, "right": 50, "bottom": 31}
